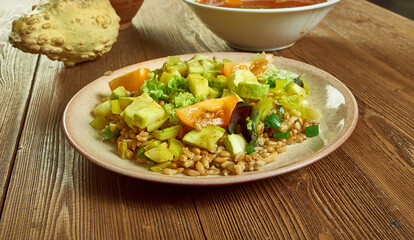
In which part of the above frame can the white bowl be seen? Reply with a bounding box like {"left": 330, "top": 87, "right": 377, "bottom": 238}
{"left": 183, "top": 0, "right": 340, "bottom": 51}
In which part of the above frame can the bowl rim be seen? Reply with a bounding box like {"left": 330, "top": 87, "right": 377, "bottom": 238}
{"left": 183, "top": 0, "right": 341, "bottom": 13}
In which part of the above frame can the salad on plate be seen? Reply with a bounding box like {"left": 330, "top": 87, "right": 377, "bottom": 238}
{"left": 90, "top": 53, "right": 321, "bottom": 176}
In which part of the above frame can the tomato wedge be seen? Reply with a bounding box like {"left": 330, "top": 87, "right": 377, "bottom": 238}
{"left": 221, "top": 54, "right": 274, "bottom": 77}
{"left": 176, "top": 95, "right": 239, "bottom": 128}
{"left": 108, "top": 68, "right": 150, "bottom": 92}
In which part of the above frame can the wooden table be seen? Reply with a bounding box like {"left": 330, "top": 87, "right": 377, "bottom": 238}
{"left": 1, "top": 0, "right": 413, "bottom": 239}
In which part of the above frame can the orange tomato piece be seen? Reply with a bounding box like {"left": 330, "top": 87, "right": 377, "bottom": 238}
{"left": 108, "top": 68, "right": 150, "bottom": 92}
{"left": 221, "top": 54, "right": 274, "bottom": 77}
{"left": 176, "top": 95, "right": 239, "bottom": 129}
{"left": 221, "top": 62, "right": 251, "bottom": 77}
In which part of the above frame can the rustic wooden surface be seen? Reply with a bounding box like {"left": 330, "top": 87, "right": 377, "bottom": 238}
{"left": 0, "top": 0, "right": 413, "bottom": 239}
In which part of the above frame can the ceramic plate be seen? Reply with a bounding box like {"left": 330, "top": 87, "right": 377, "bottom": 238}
{"left": 62, "top": 52, "right": 358, "bottom": 186}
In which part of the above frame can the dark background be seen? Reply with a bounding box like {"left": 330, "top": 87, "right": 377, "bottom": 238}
{"left": 368, "top": 0, "right": 414, "bottom": 19}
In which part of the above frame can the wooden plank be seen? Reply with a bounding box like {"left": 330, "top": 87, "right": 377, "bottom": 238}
{"left": 0, "top": 0, "right": 208, "bottom": 238}
{"left": 283, "top": 0, "right": 414, "bottom": 224}
{"left": 189, "top": 0, "right": 414, "bottom": 239}
{"left": 0, "top": 0, "right": 39, "bottom": 211}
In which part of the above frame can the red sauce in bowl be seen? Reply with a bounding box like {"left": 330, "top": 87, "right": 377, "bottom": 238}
{"left": 195, "top": 0, "right": 327, "bottom": 9}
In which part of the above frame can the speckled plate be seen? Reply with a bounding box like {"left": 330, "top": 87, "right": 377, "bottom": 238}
{"left": 62, "top": 52, "right": 358, "bottom": 186}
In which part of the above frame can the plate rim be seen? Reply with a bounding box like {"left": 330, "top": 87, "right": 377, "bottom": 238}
{"left": 62, "top": 52, "right": 358, "bottom": 186}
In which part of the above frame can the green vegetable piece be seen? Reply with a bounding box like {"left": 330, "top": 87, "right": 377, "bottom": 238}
{"left": 89, "top": 116, "right": 108, "bottom": 130}
{"left": 201, "top": 59, "right": 221, "bottom": 74}
{"left": 150, "top": 161, "right": 172, "bottom": 172}
{"left": 169, "top": 138, "right": 184, "bottom": 161}
{"left": 118, "top": 141, "right": 128, "bottom": 159}
{"left": 144, "top": 142, "right": 174, "bottom": 163}
{"left": 120, "top": 93, "right": 167, "bottom": 129}
{"left": 227, "top": 69, "right": 257, "bottom": 92}
{"left": 256, "top": 97, "right": 274, "bottom": 121}
{"left": 305, "top": 125, "right": 319, "bottom": 137}
{"left": 182, "top": 126, "right": 226, "bottom": 151}
{"left": 164, "top": 56, "right": 188, "bottom": 76}
{"left": 236, "top": 82, "right": 269, "bottom": 100}
{"left": 187, "top": 73, "right": 209, "bottom": 98}
{"left": 146, "top": 113, "right": 169, "bottom": 132}
{"left": 273, "top": 130, "right": 291, "bottom": 139}
{"left": 222, "top": 89, "right": 243, "bottom": 101}
{"left": 136, "top": 146, "right": 146, "bottom": 159}
{"left": 286, "top": 82, "right": 306, "bottom": 97}
{"left": 118, "top": 97, "right": 137, "bottom": 110}
{"left": 159, "top": 72, "right": 179, "bottom": 84}
{"left": 111, "top": 100, "right": 122, "bottom": 114}
{"left": 154, "top": 126, "right": 180, "bottom": 140}
{"left": 188, "top": 60, "right": 204, "bottom": 74}
{"left": 208, "top": 87, "right": 220, "bottom": 98}
{"left": 265, "top": 113, "right": 282, "bottom": 130}
{"left": 246, "top": 140, "right": 257, "bottom": 154}
{"left": 93, "top": 100, "right": 111, "bottom": 117}
{"left": 224, "top": 134, "right": 247, "bottom": 156}
{"left": 110, "top": 86, "right": 128, "bottom": 100}
{"left": 145, "top": 139, "right": 162, "bottom": 150}
{"left": 102, "top": 122, "right": 120, "bottom": 140}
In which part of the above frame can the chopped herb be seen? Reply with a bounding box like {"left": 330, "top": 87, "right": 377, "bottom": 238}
{"left": 273, "top": 130, "right": 290, "bottom": 139}
{"left": 305, "top": 125, "right": 319, "bottom": 137}
{"left": 246, "top": 140, "right": 257, "bottom": 154}
{"left": 102, "top": 122, "right": 120, "bottom": 140}
{"left": 265, "top": 113, "right": 282, "bottom": 130}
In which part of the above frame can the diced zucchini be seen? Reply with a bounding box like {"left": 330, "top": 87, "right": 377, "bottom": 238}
{"left": 93, "top": 100, "right": 111, "bottom": 117}
{"left": 154, "top": 126, "right": 180, "bottom": 140}
{"left": 89, "top": 116, "right": 108, "bottom": 130}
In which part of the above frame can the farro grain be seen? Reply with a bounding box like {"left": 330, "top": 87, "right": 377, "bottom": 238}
{"left": 136, "top": 135, "right": 148, "bottom": 142}
{"left": 222, "top": 169, "right": 229, "bottom": 176}
{"left": 191, "top": 147, "right": 201, "bottom": 155}
{"left": 162, "top": 168, "right": 178, "bottom": 175}
{"left": 201, "top": 150, "right": 209, "bottom": 156}
{"left": 221, "top": 161, "right": 234, "bottom": 169}
{"left": 214, "top": 156, "right": 227, "bottom": 163}
{"left": 126, "top": 150, "right": 133, "bottom": 160}
{"left": 263, "top": 151, "right": 278, "bottom": 163}
{"left": 169, "top": 162, "right": 179, "bottom": 169}
{"left": 177, "top": 168, "right": 184, "bottom": 174}
{"left": 293, "top": 121, "right": 302, "bottom": 131}
{"left": 201, "top": 157, "right": 210, "bottom": 169}
{"left": 218, "top": 151, "right": 231, "bottom": 158}
{"left": 194, "top": 121, "right": 202, "bottom": 132}
{"left": 138, "top": 131, "right": 149, "bottom": 137}
{"left": 185, "top": 169, "right": 200, "bottom": 176}
{"left": 179, "top": 154, "right": 188, "bottom": 162}
{"left": 194, "top": 155, "right": 202, "bottom": 162}
{"left": 235, "top": 163, "right": 245, "bottom": 175}
{"left": 208, "top": 168, "right": 220, "bottom": 175}
{"left": 183, "top": 160, "right": 195, "bottom": 168}
{"left": 234, "top": 152, "right": 244, "bottom": 162}
{"left": 244, "top": 154, "right": 253, "bottom": 162}
{"left": 195, "top": 162, "right": 206, "bottom": 175}
{"left": 248, "top": 161, "right": 255, "bottom": 171}
{"left": 183, "top": 148, "right": 195, "bottom": 159}
{"left": 257, "top": 123, "right": 265, "bottom": 136}
{"left": 279, "top": 116, "right": 298, "bottom": 132}
{"left": 264, "top": 145, "right": 275, "bottom": 153}
{"left": 254, "top": 160, "right": 266, "bottom": 170}
{"left": 277, "top": 145, "right": 287, "bottom": 153}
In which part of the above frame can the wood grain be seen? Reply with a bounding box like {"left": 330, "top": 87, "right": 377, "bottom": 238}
{"left": 0, "top": 0, "right": 413, "bottom": 239}
{"left": 0, "top": 0, "right": 40, "bottom": 212}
